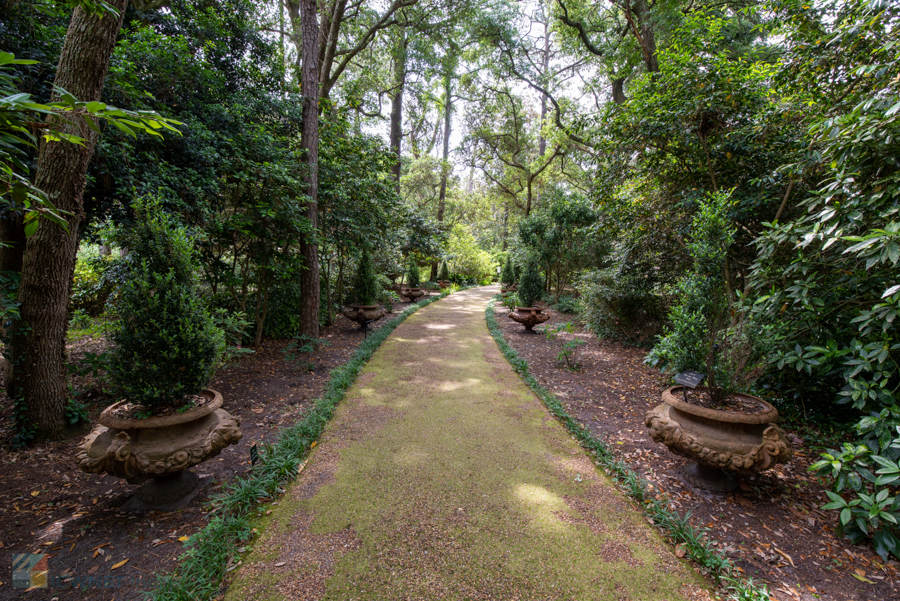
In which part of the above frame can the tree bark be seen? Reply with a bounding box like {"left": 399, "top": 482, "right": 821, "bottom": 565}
{"left": 389, "top": 28, "right": 408, "bottom": 182}
{"left": 298, "top": 0, "right": 320, "bottom": 339}
{"left": 5, "top": 0, "right": 127, "bottom": 441}
{"left": 437, "top": 73, "right": 452, "bottom": 223}
{"left": 612, "top": 78, "right": 626, "bottom": 104}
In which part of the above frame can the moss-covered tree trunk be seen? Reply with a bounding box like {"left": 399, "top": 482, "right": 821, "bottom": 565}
{"left": 6, "top": 0, "right": 127, "bottom": 441}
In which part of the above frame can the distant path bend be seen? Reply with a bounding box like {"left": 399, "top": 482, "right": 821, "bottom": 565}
{"left": 225, "top": 286, "right": 708, "bottom": 601}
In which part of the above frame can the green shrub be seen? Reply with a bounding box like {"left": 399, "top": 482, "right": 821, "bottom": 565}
{"left": 351, "top": 248, "right": 378, "bottom": 305}
{"left": 375, "top": 274, "right": 401, "bottom": 311}
{"left": 263, "top": 275, "right": 303, "bottom": 339}
{"left": 646, "top": 191, "right": 764, "bottom": 402}
{"left": 108, "top": 198, "right": 224, "bottom": 412}
{"left": 578, "top": 268, "right": 666, "bottom": 344}
{"left": 501, "top": 255, "right": 515, "bottom": 286}
{"left": 69, "top": 309, "right": 92, "bottom": 330}
{"left": 517, "top": 256, "right": 543, "bottom": 308}
{"left": 551, "top": 293, "right": 581, "bottom": 315}
{"left": 438, "top": 260, "right": 450, "bottom": 281}
{"left": 406, "top": 259, "right": 421, "bottom": 287}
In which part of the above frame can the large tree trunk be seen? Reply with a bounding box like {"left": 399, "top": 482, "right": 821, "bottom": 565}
{"left": 437, "top": 73, "right": 452, "bottom": 223}
{"left": 5, "top": 0, "right": 127, "bottom": 441}
{"left": 298, "top": 0, "right": 320, "bottom": 339}
{"left": 389, "top": 28, "right": 408, "bottom": 182}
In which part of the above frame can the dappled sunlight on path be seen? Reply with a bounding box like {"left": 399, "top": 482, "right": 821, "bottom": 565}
{"left": 224, "top": 286, "right": 710, "bottom": 601}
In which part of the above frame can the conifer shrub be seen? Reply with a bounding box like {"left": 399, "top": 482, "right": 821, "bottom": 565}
{"left": 438, "top": 260, "right": 450, "bottom": 281}
{"left": 501, "top": 255, "right": 515, "bottom": 286}
{"left": 407, "top": 259, "right": 421, "bottom": 287}
{"left": 351, "top": 247, "right": 378, "bottom": 305}
{"left": 517, "top": 257, "right": 543, "bottom": 308}
{"left": 108, "top": 198, "right": 224, "bottom": 412}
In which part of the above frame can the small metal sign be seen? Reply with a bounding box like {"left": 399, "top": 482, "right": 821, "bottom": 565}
{"left": 674, "top": 371, "right": 705, "bottom": 403}
{"left": 675, "top": 371, "right": 705, "bottom": 388}
{"left": 250, "top": 444, "right": 259, "bottom": 466}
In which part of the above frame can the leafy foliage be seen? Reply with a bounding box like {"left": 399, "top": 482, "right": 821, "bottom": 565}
{"left": 516, "top": 187, "right": 603, "bottom": 299}
{"left": 647, "top": 191, "right": 764, "bottom": 401}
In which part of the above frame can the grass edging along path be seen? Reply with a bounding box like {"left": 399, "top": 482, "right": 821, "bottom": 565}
{"left": 150, "top": 290, "right": 454, "bottom": 601}
{"left": 485, "top": 299, "right": 772, "bottom": 601}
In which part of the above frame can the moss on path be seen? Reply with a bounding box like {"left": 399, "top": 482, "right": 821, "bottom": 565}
{"left": 225, "top": 287, "right": 709, "bottom": 601}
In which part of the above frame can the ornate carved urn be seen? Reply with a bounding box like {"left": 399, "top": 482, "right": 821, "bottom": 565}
{"left": 645, "top": 386, "right": 793, "bottom": 491}
{"left": 438, "top": 280, "right": 450, "bottom": 289}
{"left": 77, "top": 389, "right": 242, "bottom": 511}
{"left": 342, "top": 304, "right": 386, "bottom": 331}
{"left": 508, "top": 307, "right": 550, "bottom": 331}
{"left": 400, "top": 287, "right": 426, "bottom": 302}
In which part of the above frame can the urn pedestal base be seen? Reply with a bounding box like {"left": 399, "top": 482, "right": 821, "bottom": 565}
{"left": 120, "top": 470, "right": 206, "bottom": 512}
{"left": 508, "top": 307, "right": 550, "bottom": 331}
{"left": 680, "top": 463, "right": 737, "bottom": 492}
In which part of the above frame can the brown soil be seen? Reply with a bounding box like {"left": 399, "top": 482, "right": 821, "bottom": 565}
{"left": 494, "top": 300, "right": 900, "bottom": 601}
{"left": 107, "top": 393, "right": 210, "bottom": 420}
{"left": 0, "top": 311, "right": 399, "bottom": 600}
{"left": 681, "top": 388, "right": 770, "bottom": 414}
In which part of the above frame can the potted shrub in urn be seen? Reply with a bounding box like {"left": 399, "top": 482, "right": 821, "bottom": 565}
{"left": 508, "top": 256, "right": 549, "bottom": 332}
{"left": 76, "top": 199, "right": 241, "bottom": 511}
{"left": 644, "top": 192, "right": 792, "bottom": 491}
{"left": 342, "top": 247, "right": 386, "bottom": 331}
{"left": 400, "top": 259, "right": 425, "bottom": 302}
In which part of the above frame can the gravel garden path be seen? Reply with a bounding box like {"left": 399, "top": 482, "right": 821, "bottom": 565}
{"left": 224, "top": 286, "right": 709, "bottom": 601}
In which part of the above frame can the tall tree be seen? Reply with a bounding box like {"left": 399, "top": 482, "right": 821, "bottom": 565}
{"left": 298, "top": 0, "right": 320, "bottom": 339}
{"left": 6, "top": 0, "right": 129, "bottom": 440}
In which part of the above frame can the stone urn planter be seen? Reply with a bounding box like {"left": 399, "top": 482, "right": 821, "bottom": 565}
{"left": 400, "top": 287, "right": 426, "bottom": 302}
{"left": 438, "top": 280, "right": 450, "bottom": 289}
{"left": 508, "top": 306, "right": 550, "bottom": 332}
{"left": 77, "top": 389, "right": 242, "bottom": 511}
{"left": 342, "top": 304, "right": 386, "bottom": 331}
{"left": 645, "top": 386, "right": 793, "bottom": 492}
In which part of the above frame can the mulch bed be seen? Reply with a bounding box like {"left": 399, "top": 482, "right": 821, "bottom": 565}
{"left": 495, "top": 301, "right": 899, "bottom": 601}
{"left": 0, "top": 307, "right": 411, "bottom": 600}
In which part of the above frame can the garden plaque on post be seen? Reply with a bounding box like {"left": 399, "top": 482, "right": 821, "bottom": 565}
{"left": 674, "top": 371, "right": 705, "bottom": 403}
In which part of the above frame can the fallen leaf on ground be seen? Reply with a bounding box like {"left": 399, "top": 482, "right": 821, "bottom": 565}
{"left": 775, "top": 548, "right": 795, "bottom": 567}
{"left": 110, "top": 559, "right": 128, "bottom": 570}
